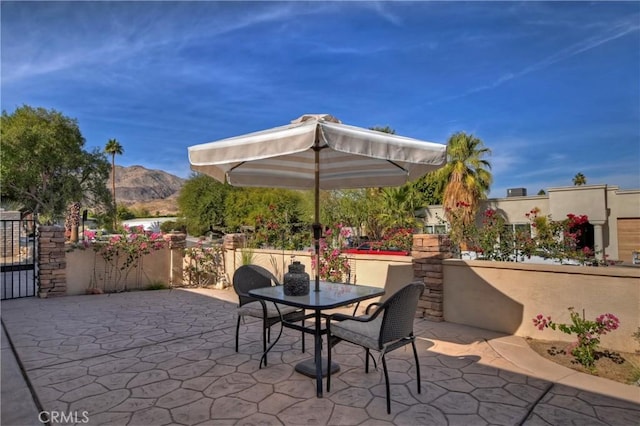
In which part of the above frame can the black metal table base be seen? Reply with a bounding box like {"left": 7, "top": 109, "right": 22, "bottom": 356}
{"left": 294, "top": 357, "right": 340, "bottom": 378}
{"left": 248, "top": 282, "right": 385, "bottom": 398}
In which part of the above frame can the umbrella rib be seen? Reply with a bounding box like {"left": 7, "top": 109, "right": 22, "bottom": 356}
{"left": 386, "top": 159, "right": 409, "bottom": 175}
{"left": 229, "top": 161, "right": 246, "bottom": 173}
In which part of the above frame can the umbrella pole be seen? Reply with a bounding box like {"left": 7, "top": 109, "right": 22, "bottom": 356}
{"left": 313, "top": 142, "right": 321, "bottom": 292}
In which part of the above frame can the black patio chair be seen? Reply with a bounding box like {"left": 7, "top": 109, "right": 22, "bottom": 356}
{"left": 327, "top": 282, "right": 425, "bottom": 414}
{"left": 233, "top": 265, "right": 305, "bottom": 365}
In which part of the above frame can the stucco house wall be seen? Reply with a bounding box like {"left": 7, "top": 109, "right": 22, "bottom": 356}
{"left": 422, "top": 184, "right": 640, "bottom": 262}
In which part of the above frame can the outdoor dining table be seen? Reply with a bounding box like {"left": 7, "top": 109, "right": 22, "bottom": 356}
{"left": 248, "top": 281, "right": 385, "bottom": 397}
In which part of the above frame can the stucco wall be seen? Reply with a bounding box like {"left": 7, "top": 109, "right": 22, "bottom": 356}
{"left": 64, "top": 240, "right": 639, "bottom": 353}
{"left": 548, "top": 185, "right": 608, "bottom": 223}
{"left": 66, "top": 246, "right": 172, "bottom": 295}
{"left": 611, "top": 189, "right": 640, "bottom": 218}
{"left": 443, "top": 259, "right": 640, "bottom": 353}
{"left": 482, "top": 196, "right": 549, "bottom": 226}
{"left": 222, "top": 248, "right": 414, "bottom": 297}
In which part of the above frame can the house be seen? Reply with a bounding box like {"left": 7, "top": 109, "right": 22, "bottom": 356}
{"left": 420, "top": 184, "right": 640, "bottom": 263}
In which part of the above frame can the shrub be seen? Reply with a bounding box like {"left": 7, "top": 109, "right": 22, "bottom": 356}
{"left": 183, "top": 242, "right": 226, "bottom": 287}
{"left": 450, "top": 207, "right": 602, "bottom": 265}
{"left": 83, "top": 226, "right": 166, "bottom": 292}
{"left": 160, "top": 220, "right": 187, "bottom": 233}
{"left": 533, "top": 307, "right": 620, "bottom": 370}
{"left": 311, "top": 223, "right": 351, "bottom": 283}
{"left": 380, "top": 227, "right": 413, "bottom": 252}
{"left": 467, "top": 208, "right": 516, "bottom": 261}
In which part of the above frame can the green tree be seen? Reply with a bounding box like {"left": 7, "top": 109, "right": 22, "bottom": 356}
{"left": 360, "top": 188, "right": 387, "bottom": 240}
{"left": 379, "top": 185, "right": 420, "bottom": 229}
{"left": 573, "top": 172, "right": 587, "bottom": 186}
{"left": 433, "top": 131, "right": 492, "bottom": 233}
{"left": 365, "top": 125, "right": 410, "bottom": 238}
{"left": 116, "top": 205, "right": 136, "bottom": 221}
{"left": 413, "top": 176, "right": 442, "bottom": 206}
{"left": 322, "top": 189, "right": 370, "bottom": 237}
{"left": 370, "top": 125, "right": 395, "bottom": 134}
{"left": 322, "top": 188, "right": 391, "bottom": 241}
{"left": 224, "top": 187, "right": 309, "bottom": 248}
{"left": 323, "top": 125, "right": 431, "bottom": 240}
{"left": 177, "top": 173, "right": 230, "bottom": 236}
{"left": 105, "top": 138, "right": 124, "bottom": 225}
{"left": 0, "top": 105, "right": 111, "bottom": 221}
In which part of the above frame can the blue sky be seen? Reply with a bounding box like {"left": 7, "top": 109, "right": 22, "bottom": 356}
{"left": 2, "top": 1, "right": 639, "bottom": 198}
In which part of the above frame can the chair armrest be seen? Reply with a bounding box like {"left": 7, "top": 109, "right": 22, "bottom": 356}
{"left": 329, "top": 309, "right": 381, "bottom": 323}
{"left": 329, "top": 312, "right": 359, "bottom": 322}
{"left": 238, "top": 295, "right": 268, "bottom": 312}
{"left": 364, "top": 302, "right": 383, "bottom": 315}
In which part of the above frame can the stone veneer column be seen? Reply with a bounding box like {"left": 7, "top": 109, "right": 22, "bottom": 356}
{"left": 223, "top": 233, "right": 246, "bottom": 250}
{"left": 164, "top": 232, "right": 187, "bottom": 287}
{"left": 38, "top": 225, "right": 67, "bottom": 297}
{"left": 412, "top": 234, "right": 452, "bottom": 321}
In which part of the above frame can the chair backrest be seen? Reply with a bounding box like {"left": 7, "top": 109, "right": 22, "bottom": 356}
{"left": 232, "top": 265, "right": 280, "bottom": 306}
{"left": 377, "top": 278, "right": 411, "bottom": 305}
{"left": 378, "top": 282, "right": 425, "bottom": 346}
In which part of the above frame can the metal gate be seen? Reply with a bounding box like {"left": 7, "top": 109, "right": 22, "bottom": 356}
{"left": 1, "top": 218, "right": 38, "bottom": 299}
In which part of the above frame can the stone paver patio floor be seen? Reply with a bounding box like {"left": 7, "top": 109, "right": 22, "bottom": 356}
{"left": 1, "top": 288, "right": 639, "bottom": 425}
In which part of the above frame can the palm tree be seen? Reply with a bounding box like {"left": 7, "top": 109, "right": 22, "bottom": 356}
{"left": 379, "top": 185, "right": 420, "bottom": 229}
{"left": 434, "top": 131, "right": 492, "bottom": 233}
{"left": 573, "top": 172, "right": 587, "bottom": 186}
{"left": 105, "top": 139, "right": 124, "bottom": 227}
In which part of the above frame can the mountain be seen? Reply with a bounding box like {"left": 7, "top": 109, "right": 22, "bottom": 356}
{"left": 111, "top": 165, "right": 185, "bottom": 215}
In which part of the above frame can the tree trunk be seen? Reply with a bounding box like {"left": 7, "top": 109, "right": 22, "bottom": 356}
{"left": 112, "top": 157, "right": 116, "bottom": 229}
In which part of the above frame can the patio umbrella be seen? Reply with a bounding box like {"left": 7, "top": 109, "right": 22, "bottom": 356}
{"left": 188, "top": 114, "right": 447, "bottom": 292}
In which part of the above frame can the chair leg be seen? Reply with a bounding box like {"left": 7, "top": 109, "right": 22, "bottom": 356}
{"left": 411, "top": 339, "right": 421, "bottom": 394}
{"left": 365, "top": 348, "right": 370, "bottom": 373}
{"left": 235, "top": 316, "right": 241, "bottom": 352}
{"left": 382, "top": 354, "right": 391, "bottom": 414}
{"left": 352, "top": 301, "right": 360, "bottom": 316}
{"left": 368, "top": 350, "right": 377, "bottom": 370}
{"left": 301, "top": 318, "right": 305, "bottom": 353}
{"left": 262, "top": 320, "right": 268, "bottom": 367}
{"left": 326, "top": 331, "right": 332, "bottom": 392}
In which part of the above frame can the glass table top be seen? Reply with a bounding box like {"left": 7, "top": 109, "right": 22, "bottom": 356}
{"left": 248, "top": 281, "right": 384, "bottom": 310}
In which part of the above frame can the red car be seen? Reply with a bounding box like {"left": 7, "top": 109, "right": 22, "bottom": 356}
{"left": 343, "top": 243, "right": 410, "bottom": 256}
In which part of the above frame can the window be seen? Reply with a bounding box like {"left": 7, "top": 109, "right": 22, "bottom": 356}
{"left": 507, "top": 223, "right": 532, "bottom": 237}
{"left": 424, "top": 224, "right": 447, "bottom": 234}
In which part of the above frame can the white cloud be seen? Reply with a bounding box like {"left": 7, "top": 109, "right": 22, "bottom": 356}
{"left": 432, "top": 16, "right": 640, "bottom": 104}
{"left": 1, "top": 3, "right": 304, "bottom": 84}
{"left": 367, "top": 2, "right": 404, "bottom": 26}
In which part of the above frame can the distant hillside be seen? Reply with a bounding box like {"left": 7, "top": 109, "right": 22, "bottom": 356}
{"left": 110, "top": 165, "right": 185, "bottom": 215}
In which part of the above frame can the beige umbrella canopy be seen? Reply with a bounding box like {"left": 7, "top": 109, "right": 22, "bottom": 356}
{"left": 188, "top": 114, "right": 447, "bottom": 291}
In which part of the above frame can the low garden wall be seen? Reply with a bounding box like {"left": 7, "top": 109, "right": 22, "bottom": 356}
{"left": 66, "top": 247, "right": 172, "bottom": 295}
{"left": 65, "top": 232, "right": 186, "bottom": 295}
{"left": 222, "top": 247, "right": 414, "bottom": 295}
{"left": 443, "top": 259, "right": 639, "bottom": 353}
{"left": 59, "top": 230, "right": 639, "bottom": 353}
